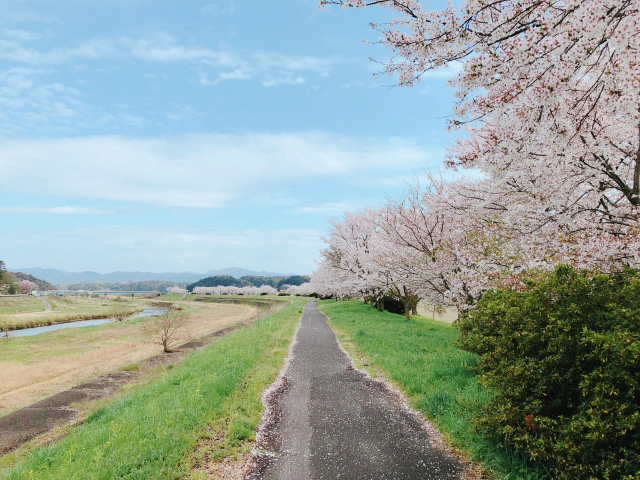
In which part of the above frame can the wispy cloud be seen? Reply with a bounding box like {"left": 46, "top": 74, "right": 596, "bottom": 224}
{"left": 0, "top": 132, "right": 438, "bottom": 208}
{"left": 292, "top": 202, "right": 355, "bottom": 214}
{"left": 262, "top": 76, "right": 305, "bottom": 87}
{"left": 0, "top": 206, "right": 109, "bottom": 214}
{"left": 201, "top": 2, "right": 236, "bottom": 16}
{"left": 1, "top": 29, "right": 46, "bottom": 41}
{"left": 0, "top": 67, "right": 90, "bottom": 135}
{"left": 0, "top": 37, "right": 118, "bottom": 64}
{"left": 0, "top": 32, "right": 336, "bottom": 90}
{"left": 0, "top": 31, "right": 334, "bottom": 73}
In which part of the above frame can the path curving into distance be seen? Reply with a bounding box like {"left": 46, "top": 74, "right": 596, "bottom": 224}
{"left": 35, "top": 293, "right": 52, "bottom": 311}
{"left": 248, "top": 299, "right": 463, "bottom": 480}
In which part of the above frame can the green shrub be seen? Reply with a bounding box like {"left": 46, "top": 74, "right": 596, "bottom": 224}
{"left": 457, "top": 265, "right": 640, "bottom": 479}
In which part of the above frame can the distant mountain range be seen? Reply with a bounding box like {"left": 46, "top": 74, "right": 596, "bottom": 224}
{"left": 8, "top": 267, "right": 294, "bottom": 286}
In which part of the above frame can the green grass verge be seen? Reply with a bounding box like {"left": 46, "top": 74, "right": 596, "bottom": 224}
{"left": 0, "top": 297, "right": 305, "bottom": 480}
{"left": 0, "top": 297, "right": 45, "bottom": 314}
{"left": 319, "top": 300, "right": 548, "bottom": 480}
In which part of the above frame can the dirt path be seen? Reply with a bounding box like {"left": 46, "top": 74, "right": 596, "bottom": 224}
{"left": 34, "top": 294, "right": 51, "bottom": 312}
{"left": 248, "top": 299, "right": 463, "bottom": 480}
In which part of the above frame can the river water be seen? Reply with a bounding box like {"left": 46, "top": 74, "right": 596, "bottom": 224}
{"left": 4, "top": 306, "right": 169, "bottom": 338}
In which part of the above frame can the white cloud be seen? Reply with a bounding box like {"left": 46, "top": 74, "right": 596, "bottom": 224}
{"left": 0, "top": 67, "right": 90, "bottom": 134}
{"left": 0, "top": 132, "right": 438, "bottom": 208}
{"left": 262, "top": 76, "right": 305, "bottom": 87}
{"left": 0, "top": 33, "right": 336, "bottom": 74}
{"left": 0, "top": 33, "right": 336, "bottom": 89}
{"left": 253, "top": 52, "right": 334, "bottom": 76}
{"left": 1, "top": 28, "right": 45, "bottom": 41}
{"left": 0, "top": 37, "right": 118, "bottom": 64}
{"left": 201, "top": 1, "right": 236, "bottom": 16}
{"left": 0, "top": 206, "right": 109, "bottom": 214}
{"left": 198, "top": 67, "right": 251, "bottom": 86}
{"left": 292, "top": 202, "right": 355, "bottom": 214}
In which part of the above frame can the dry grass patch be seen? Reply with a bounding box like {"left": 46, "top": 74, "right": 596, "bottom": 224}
{"left": 0, "top": 301, "right": 254, "bottom": 416}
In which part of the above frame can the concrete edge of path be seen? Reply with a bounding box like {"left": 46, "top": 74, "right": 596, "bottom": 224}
{"left": 327, "top": 313, "right": 486, "bottom": 480}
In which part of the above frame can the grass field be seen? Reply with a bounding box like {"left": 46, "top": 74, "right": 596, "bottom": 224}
{"left": 0, "top": 297, "right": 305, "bottom": 480}
{"left": 0, "top": 297, "right": 44, "bottom": 315}
{"left": 0, "top": 296, "right": 142, "bottom": 331}
{"left": 319, "top": 300, "right": 549, "bottom": 480}
{"left": 0, "top": 299, "right": 255, "bottom": 415}
{"left": 161, "top": 293, "right": 286, "bottom": 310}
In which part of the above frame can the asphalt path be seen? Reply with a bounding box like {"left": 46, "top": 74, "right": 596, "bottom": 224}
{"left": 249, "top": 299, "right": 463, "bottom": 480}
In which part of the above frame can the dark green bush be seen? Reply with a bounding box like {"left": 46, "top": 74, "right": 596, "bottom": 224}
{"left": 376, "top": 294, "right": 406, "bottom": 315}
{"left": 457, "top": 265, "right": 640, "bottom": 479}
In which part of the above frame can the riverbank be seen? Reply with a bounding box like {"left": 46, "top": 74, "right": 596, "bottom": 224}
{"left": 0, "top": 296, "right": 142, "bottom": 332}
{"left": 0, "top": 297, "right": 305, "bottom": 479}
{"left": 0, "top": 299, "right": 254, "bottom": 416}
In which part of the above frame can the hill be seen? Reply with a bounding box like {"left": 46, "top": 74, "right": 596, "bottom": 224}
{"left": 10, "top": 272, "right": 55, "bottom": 291}
{"left": 187, "top": 275, "right": 310, "bottom": 292}
{"left": 56, "top": 280, "right": 189, "bottom": 293}
{"left": 8, "top": 267, "right": 295, "bottom": 285}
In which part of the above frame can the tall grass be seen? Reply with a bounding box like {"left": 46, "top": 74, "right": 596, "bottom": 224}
{"left": 319, "top": 300, "right": 549, "bottom": 480}
{"left": 0, "top": 297, "right": 305, "bottom": 480}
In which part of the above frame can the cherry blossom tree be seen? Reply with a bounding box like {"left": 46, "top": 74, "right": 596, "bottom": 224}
{"left": 311, "top": 1, "right": 640, "bottom": 314}
{"left": 321, "top": 208, "right": 425, "bottom": 319}
{"left": 307, "top": 260, "right": 352, "bottom": 299}
{"left": 192, "top": 285, "right": 278, "bottom": 295}
{"left": 166, "top": 286, "right": 188, "bottom": 294}
{"left": 17, "top": 279, "right": 37, "bottom": 293}
{"left": 287, "top": 282, "right": 315, "bottom": 296}
{"left": 322, "top": 0, "right": 640, "bottom": 265}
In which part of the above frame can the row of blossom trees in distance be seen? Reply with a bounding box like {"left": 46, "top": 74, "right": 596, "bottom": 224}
{"left": 167, "top": 285, "right": 279, "bottom": 296}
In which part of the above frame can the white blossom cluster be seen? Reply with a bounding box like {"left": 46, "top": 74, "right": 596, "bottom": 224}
{"left": 166, "top": 286, "right": 188, "bottom": 294}
{"left": 286, "top": 283, "right": 316, "bottom": 296}
{"left": 191, "top": 285, "right": 278, "bottom": 296}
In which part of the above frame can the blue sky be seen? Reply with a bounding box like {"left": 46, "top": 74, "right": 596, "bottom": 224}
{"left": 0, "top": 0, "right": 457, "bottom": 275}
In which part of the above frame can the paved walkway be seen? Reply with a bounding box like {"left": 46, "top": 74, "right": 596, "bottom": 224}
{"left": 249, "top": 299, "right": 462, "bottom": 480}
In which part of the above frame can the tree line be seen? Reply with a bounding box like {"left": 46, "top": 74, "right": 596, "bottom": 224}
{"left": 186, "top": 274, "right": 309, "bottom": 292}
{"left": 302, "top": 2, "right": 640, "bottom": 478}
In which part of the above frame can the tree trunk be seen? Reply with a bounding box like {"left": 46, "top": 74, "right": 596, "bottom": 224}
{"left": 403, "top": 299, "right": 411, "bottom": 321}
